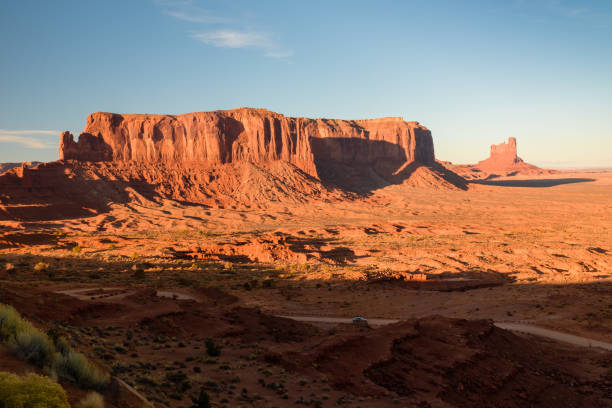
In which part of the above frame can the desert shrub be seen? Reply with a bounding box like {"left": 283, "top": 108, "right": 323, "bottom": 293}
{"left": 54, "top": 336, "right": 71, "bottom": 356}
{"left": 165, "top": 371, "right": 188, "bottom": 384}
{"left": 9, "top": 326, "right": 55, "bottom": 367}
{"left": 205, "top": 338, "right": 221, "bottom": 357}
{"left": 78, "top": 392, "right": 104, "bottom": 408}
{"left": 132, "top": 268, "right": 145, "bottom": 281}
{"left": 0, "top": 304, "right": 55, "bottom": 367}
{"left": 191, "top": 387, "right": 211, "bottom": 408}
{"left": 55, "top": 350, "right": 110, "bottom": 390}
{"left": 0, "top": 372, "right": 70, "bottom": 408}
{"left": 165, "top": 371, "right": 191, "bottom": 393}
{"left": 262, "top": 276, "right": 274, "bottom": 288}
{"left": 0, "top": 304, "right": 30, "bottom": 341}
{"left": 1, "top": 304, "right": 109, "bottom": 391}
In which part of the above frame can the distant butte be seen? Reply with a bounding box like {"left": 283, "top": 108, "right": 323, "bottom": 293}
{"left": 478, "top": 137, "right": 523, "bottom": 170}
{"left": 446, "top": 137, "right": 555, "bottom": 179}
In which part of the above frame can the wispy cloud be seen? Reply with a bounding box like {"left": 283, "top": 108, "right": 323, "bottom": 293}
{"left": 192, "top": 29, "right": 292, "bottom": 58}
{"left": 163, "top": 9, "right": 228, "bottom": 24}
{"left": 264, "top": 49, "right": 294, "bottom": 59}
{"left": 0, "top": 130, "right": 58, "bottom": 149}
{"left": 513, "top": 0, "right": 611, "bottom": 27}
{"left": 0, "top": 129, "right": 57, "bottom": 136}
{"left": 156, "top": 0, "right": 292, "bottom": 58}
{"left": 192, "top": 30, "right": 267, "bottom": 48}
{"left": 158, "top": 0, "right": 228, "bottom": 24}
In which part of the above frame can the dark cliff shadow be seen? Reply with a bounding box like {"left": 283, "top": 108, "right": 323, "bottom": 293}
{"left": 473, "top": 178, "right": 596, "bottom": 188}
{"left": 309, "top": 137, "right": 467, "bottom": 193}
{"left": 282, "top": 235, "right": 361, "bottom": 264}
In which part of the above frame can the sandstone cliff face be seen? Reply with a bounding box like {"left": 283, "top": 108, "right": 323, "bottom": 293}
{"left": 0, "top": 162, "right": 41, "bottom": 175}
{"left": 59, "top": 108, "right": 435, "bottom": 178}
{"left": 0, "top": 109, "right": 465, "bottom": 221}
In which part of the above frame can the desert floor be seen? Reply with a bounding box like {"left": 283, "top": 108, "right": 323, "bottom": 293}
{"left": 0, "top": 170, "right": 610, "bottom": 407}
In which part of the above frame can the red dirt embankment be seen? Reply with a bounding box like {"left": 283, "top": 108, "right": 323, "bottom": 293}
{"left": 276, "top": 315, "right": 611, "bottom": 407}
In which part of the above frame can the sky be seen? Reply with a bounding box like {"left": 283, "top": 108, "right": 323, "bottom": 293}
{"left": 1, "top": 0, "right": 611, "bottom": 167}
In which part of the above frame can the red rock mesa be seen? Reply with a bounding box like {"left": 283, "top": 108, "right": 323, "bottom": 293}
{"left": 58, "top": 108, "right": 436, "bottom": 179}
{"left": 0, "top": 108, "right": 466, "bottom": 221}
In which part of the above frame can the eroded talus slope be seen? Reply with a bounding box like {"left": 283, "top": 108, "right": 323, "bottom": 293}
{"left": 0, "top": 161, "right": 349, "bottom": 221}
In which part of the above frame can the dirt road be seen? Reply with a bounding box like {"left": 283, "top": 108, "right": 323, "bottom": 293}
{"left": 278, "top": 315, "right": 612, "bottom": 351}
{"left": 493, "top": 322, "right": 612, "bottom": 351}
{"left": 276, "top": 315, "right": 400, "bottom": 326}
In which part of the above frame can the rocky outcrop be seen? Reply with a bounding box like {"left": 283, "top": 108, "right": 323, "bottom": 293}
{"left": 0, "top": 162, "right": 41, "bottom": 175}
{"left": 58, "top": 108, "right": 435, "bottom": 179}
{"left": 477, "top": 137, "right": 523, "bottom": 170}
{"left": 446, "top": 137, "right": 553, "bottom": 179}
{"left": 60, "top": 132, "right": 113, "bottom": 162}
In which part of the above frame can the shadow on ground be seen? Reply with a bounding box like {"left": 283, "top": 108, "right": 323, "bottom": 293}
{"left": 473, "top": 178, "right": 595, "bottom": 187}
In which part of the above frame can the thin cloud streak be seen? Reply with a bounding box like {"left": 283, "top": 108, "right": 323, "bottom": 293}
{"left": 155, "top": 0, "right": 292, "bottom": 58}
{"left": 0, "top": 130, "right": 58, "bottom": 149}
{"left": 158, "top": 0, "right": 229, "bottom": 24}
{"left": 163, "top": 9, "right": 228, "bottom": 24}
{"left": 192, "top": 30, "right": 268, "bottom": 48}
{"left": 0, "top": 135, "right": 57, "bottom": 149}
{"left": 513, "top": 0, "right": 611, "bottom": 27}
{"left": 0, "top": 129, "right": 58, "bottom": 136}
{"left": 154, "top": 0, "right": 193, "bottom": 6}
{"left": 264, "top": 50, "right": 294, "bottom": 58}
{"left": 191, "top": 29, "right": 293, "bottom": 58}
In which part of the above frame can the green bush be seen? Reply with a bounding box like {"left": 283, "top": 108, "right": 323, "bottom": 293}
{"left": 0, "top": 304, "right": 109, "bottom": 391}
{"left": 54, "top": 336, "right": 71, "bottom": 356}
{"left": 55, "top": 351, "right": 110, "bottom": 390}
{"left": 0, "top": 304, "right": 55, "bottom": 367}
{"left": 0, "top": 304, "right": 30, "bottom": 341}
{"left": 78, "top": 392, "right": 104, "bottom": 408}
{"left": 9, "top": 327, "right": 55, "bottom": 367}
{"left": 0, "top": 372, "right": 70, "bottom": 408}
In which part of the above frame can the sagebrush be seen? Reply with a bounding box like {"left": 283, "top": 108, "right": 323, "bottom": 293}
{"left": 0, "top": 372, "right": 70, "bottom": 408}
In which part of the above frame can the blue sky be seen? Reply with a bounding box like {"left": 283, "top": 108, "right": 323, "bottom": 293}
{"left": 1, "top": 0, "right": 610, "bottom": 167}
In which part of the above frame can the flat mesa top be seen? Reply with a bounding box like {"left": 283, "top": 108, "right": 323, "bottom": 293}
{"left": 86, "top": 108, "right": 414, "bottom": 125}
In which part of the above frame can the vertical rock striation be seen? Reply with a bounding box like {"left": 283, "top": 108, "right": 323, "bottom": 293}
{"left": 58, "top": 108, "right": 435, "bottom": 179}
